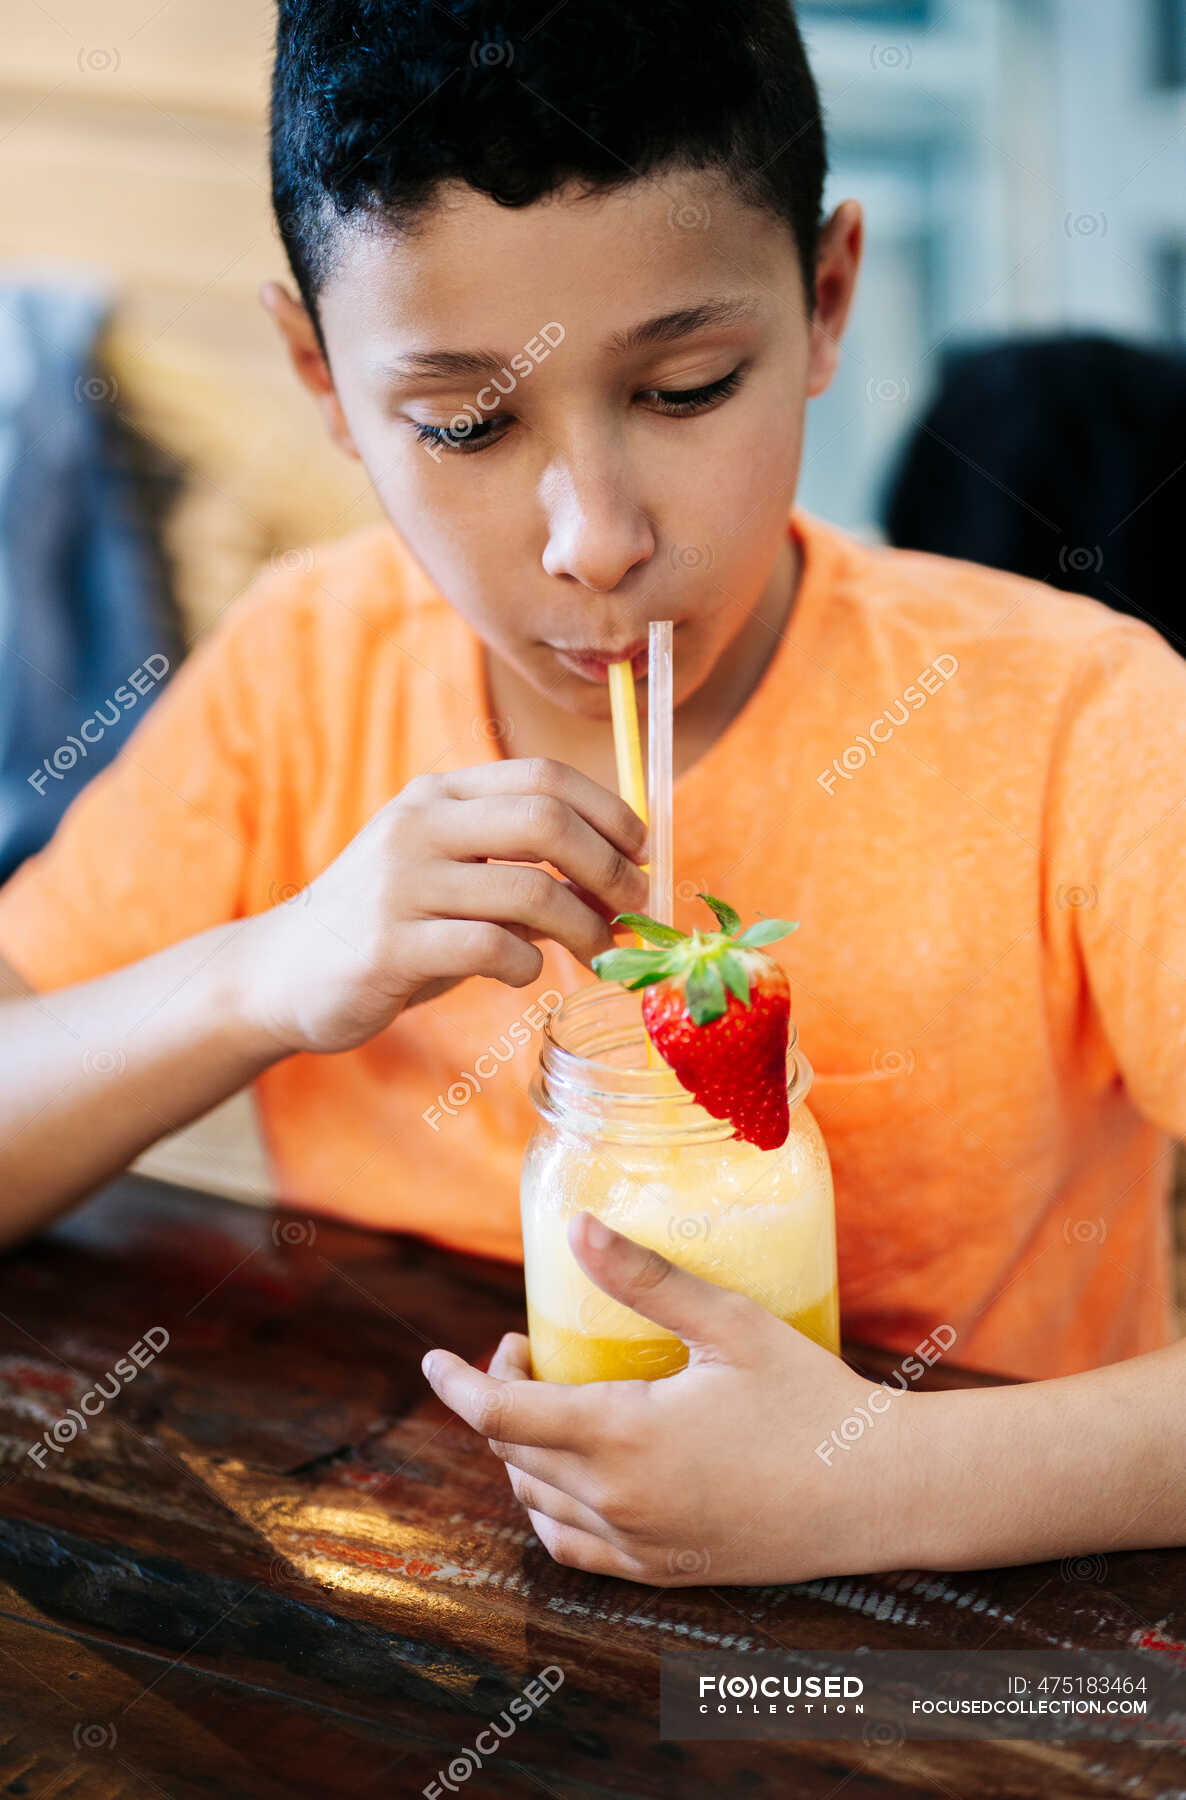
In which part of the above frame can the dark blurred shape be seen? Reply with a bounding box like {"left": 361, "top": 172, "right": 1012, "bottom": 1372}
{"left": 1154, "top": 0, "right": 1186, "bottom": 89}
{"left": 0, "top": 279, "right": 183, "bottom": 883}
{"left": 882, "top": 334, "right": 1186, "bottom": 656}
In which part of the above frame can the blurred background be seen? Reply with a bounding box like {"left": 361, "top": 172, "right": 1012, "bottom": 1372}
{"left": 2, "top": 0, "right": 1183, "bottom": 1285}
{"left": 798, "top": 0, "right": 1186, "bottom": 529}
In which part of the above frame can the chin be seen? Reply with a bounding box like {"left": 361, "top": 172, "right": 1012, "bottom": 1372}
{"left": 550, "top": 675, "right": 618, "bottom": 720}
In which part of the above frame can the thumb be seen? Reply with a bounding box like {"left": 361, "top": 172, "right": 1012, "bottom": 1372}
{"left": 567, "top": 1211, "right": 764, "bottom": 1364}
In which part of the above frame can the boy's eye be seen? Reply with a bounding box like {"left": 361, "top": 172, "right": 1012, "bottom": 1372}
{"left": 640, "top": 364, "right": 746, "bottom": 415}
{"left": 412, "top": 416, "right": 501, "bottom": 455}
{"left": 410, "top": 363, "right": 747, "bottom": 457}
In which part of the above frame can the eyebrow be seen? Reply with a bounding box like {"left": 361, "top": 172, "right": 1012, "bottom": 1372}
{"left": 375, "top": 296, "right": 762, "bottom": 385}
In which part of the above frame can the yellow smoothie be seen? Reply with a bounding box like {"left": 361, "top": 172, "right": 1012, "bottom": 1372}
{"left": 521, "top": 1098, "right": 840, "bottom": 1384}
{"left": 527, "top": 1285, "right": 840, "bottom": 1383}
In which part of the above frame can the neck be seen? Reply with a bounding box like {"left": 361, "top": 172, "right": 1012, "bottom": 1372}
{"left": 484, "top": 526, "right": 800, "bottom": 790}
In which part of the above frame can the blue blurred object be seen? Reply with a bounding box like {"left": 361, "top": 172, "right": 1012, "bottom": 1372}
{"left": 0, "top": 278, "right": 183, "bottom": 883}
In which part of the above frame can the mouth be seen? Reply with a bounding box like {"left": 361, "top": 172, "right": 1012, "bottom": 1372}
{"left": 547, "top": 638, "right": 652, "bottom": 685}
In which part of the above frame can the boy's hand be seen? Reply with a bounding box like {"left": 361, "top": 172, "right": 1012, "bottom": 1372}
{"left": 422, "top": 1214, "right": 919, "bottom": 1587}
{"left": 239, "top": 759, "right": 648, "bottom": 1054}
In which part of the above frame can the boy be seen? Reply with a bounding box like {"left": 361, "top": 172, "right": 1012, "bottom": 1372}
{"left": 1, "top": 0, "right": 1184, "bottom": 1584}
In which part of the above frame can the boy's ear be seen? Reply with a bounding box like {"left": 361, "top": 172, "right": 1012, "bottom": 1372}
{"left": 805, "top": 200, "right": 864, "bottom": 400}
{"left": 258, "top": 281, "right": 361, "bottom": 461}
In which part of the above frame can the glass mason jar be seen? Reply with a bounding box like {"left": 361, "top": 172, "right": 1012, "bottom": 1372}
{"left": 522, "top": 980, "right": 839, "bottom": 1384}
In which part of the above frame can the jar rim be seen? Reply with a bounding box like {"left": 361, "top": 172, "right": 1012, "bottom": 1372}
{"left": 532, "top": 980, "right": 812, "bottom": 1143}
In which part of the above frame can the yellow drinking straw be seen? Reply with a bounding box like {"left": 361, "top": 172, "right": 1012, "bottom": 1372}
{"left": 607, "top": 658, "right": 654, "bottom": 1066}
{"left": 607, "top": 659, "right": 649, "bottom": 839}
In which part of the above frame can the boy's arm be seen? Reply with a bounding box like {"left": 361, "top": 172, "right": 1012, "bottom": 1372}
{"left": 0, "top": 935, "right": 285, "bottom": 1249}
{"left": 902, "top": 1334, "right": 1186, "bottom": 1571}
{"left": 424, "top": 1217, "right": 1186, "bottom": 1585}
{"left": 0, "top": 760, "right": 649, "bottom": 1247}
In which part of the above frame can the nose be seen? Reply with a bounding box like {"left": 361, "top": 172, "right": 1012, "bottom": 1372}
{"left": 539, "top": 451, "right": 655, "bottom": 592}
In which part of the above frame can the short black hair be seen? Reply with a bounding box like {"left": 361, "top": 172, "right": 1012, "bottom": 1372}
{"left": 270, "top": 1, "right": 828, "bottom": 355}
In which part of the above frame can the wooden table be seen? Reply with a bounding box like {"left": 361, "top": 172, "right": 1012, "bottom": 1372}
{"left": 0, "top": 1175, "right": 1183, "bottom": 1799}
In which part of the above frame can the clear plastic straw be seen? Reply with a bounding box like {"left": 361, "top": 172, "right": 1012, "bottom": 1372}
{"left": 647, "top": 620, "right": 673, "bottom": 927}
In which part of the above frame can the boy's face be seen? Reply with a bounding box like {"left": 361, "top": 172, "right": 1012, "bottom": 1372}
{"left": 266, "top": 168, "right": 862, "bottom": 720}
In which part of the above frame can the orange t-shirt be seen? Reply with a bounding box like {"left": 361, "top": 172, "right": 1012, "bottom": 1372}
{"left": 1, "top": 508, "right": 1183, "bottom": 1381}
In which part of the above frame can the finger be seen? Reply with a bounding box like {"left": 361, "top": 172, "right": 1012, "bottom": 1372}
{"left": 433, "top": 862, "right": 617, "bottom": 966}
{"left": 489, "top": 1332, "right": 532, "bottom": 1382}
{"left": 437, "top": 794, "right": 649, "bottom": 916}
{"left": 558, "top": 878, "right": 619, "bottom": 924}
{"left": 398, "top": 918, "right": 544, "bottom": 990}
{"left": 527, "top": 1513, "right": 648, "bottom": 1580}
{"left": 567, "top": 1212, "right": 767, "bottom": 1364}
{"left": 421, "top": 1347, "right": 594, "bottom": 1450}
{"left": 440, "top": 758, "right": 649, "bottom": 865}
{"left": 504, "top": 1463, "right": 613, "bottom": 1539}
{"left": 485, "top": 1436, "right": 594, "bottom": 1503}
{"left": 511, "top": 880, "right": 640, "bottom": 935}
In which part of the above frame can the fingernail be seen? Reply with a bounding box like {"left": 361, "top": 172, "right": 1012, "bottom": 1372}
{"left": 582, "top": 1213, "right": 613, "bottom": 1250}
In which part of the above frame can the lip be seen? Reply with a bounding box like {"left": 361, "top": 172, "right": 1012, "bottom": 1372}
{"left": 549, "top": 638, "right": 652, "bottom": 684}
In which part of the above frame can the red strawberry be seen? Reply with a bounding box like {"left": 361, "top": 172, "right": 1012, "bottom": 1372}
{"left": 591, "top": 893, "right": 798, "bottom": 1150}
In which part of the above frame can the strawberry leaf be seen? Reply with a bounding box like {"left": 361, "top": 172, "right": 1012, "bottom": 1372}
{"left": 685, "top": 958, "right": 727, "bottom": 1025}
{"left": 719, "top": 949, "right": 751, "bottom": 1006}
{"left": 623, "top": 968, "right": 675, "bottom": 990}
{"left": 613, "top": 913, "right": 686, "bottom": 948}
{"left": 734, "top": 918, "right": 799, "bottom": 948}
{"left": 699, "top": 892, "right": 741, "bottom": 935}
{"left": 591, "top": 947, "right": 668, "bottom": 986}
